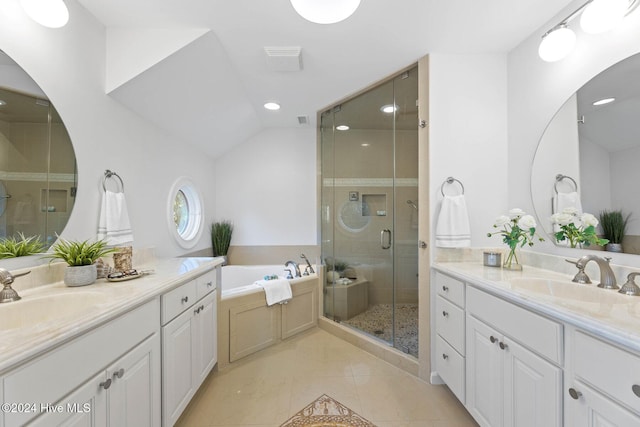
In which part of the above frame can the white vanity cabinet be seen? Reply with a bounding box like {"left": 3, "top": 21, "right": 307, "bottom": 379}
{"left": 161, "top": 270, "right": 218, "bottom": 427}
{"left": 2, "top": 299, "right": 160, "bottom": 427}
{"left": 465, "top": 286, "right": 563, "bottom": 427}
{"left": 565, "top": 330, "right": 640, "bottom": 426}
{"left": 433, "top": 271, "right": 466, "bottom": 403}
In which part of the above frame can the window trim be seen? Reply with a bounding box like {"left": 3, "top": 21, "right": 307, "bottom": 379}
{"left": 167, "top": 177, "right": 204, "bottom": 249}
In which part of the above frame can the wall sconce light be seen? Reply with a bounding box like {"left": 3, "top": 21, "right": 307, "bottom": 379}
{"left": 538, "top": 0, "right": 637, "bottom": 62}
{"left": 20, "top": 0, "right": 69, "bottom": 28}
{"left": 290, "top": 0, "right": 361, "bottom": 24}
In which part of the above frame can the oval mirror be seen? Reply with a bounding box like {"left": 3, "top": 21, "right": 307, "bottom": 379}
{"left": 0, "top": 52, "right": 77, "bottom": 252}
{"left": 532, "top": 52, "right": 640, "bottom": 255}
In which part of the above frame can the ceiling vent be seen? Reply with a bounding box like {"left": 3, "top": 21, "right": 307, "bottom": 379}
{"left": 297, "top": 115, "right": 309, "bottom": 125}
{"left": 264, "top": 46, "right": 302, "bottom": 72}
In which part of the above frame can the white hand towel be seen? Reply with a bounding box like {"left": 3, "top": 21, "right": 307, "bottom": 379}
{"left": 435, "top": 194, "right": 471, "bottom": 248}
{"left": 97, "top": 191, "right": 134, "bottom": 246}
{"left": 554, "top": 191, "right": 583, "bottom": 215}
{"left": 255, "top": 278, "right": 292, "bottom": 306}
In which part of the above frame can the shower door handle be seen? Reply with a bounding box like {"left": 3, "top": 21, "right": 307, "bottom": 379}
{"left": 381, "top": 229, "right": 391, "bottom": 250}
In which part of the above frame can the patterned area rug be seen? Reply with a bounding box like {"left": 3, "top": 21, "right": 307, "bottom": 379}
{"left": 280, "top": 394, "right": 377, "bottom": 427}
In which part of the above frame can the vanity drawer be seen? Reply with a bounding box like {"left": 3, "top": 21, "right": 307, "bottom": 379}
{"left": 435, "top": 271, "right": 465, "bottom": 307}
{"left": 436, "top": 295, "right": 465, "bottom": 354}
{"left": 573, "top": 331, "right": 640, "bottom": 414}
{"left": 196, "top": 270, "right": 217, "bottom": 300}
{"left": 467, "top": 286, "right": 563, "bottom": 365}
{"left": 435, "top": 334, "right": 465, "bottom": 403}
{"left": 161, "top": 280, "right": 197, "bottom": 325}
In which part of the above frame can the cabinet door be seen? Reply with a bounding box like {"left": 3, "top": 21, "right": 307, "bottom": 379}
{"left": 503, "top": 338, "right": 562, "bottom": 427}
{"left": 108, "top": 333, "right": 160, "bottom": 427}
{"left": 29, "top": 371, "right": 108, "bottom": 427}
{"left": 282, "top": 285, "right": 317, "bottom": 339}
{"left": 162, "top": 308, "right": 195, "bottom": 427}
{"left": 193, "top": 292, "right": 217, "bottom": 386}
{"left": 466, "top": 315, "right": 503, "bottom": 427}
{"left": 566, "top": 380, "right": 640, "bottom": 427}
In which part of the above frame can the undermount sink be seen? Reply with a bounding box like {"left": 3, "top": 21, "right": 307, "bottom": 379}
{"left": 508, "top": 277, "right": 627, "bottom": 304}
{"left": 0, "top": 291, "right": 107, "bottom": 332}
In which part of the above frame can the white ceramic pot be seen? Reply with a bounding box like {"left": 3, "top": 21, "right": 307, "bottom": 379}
{"left": 326, "top": 270, "right": 341, "bottom": 284}
{"left": 605, "top": 243, "right": 623, "bottom": 253}
{"left": 64, "top": 264, "right": 98, "bottom": 287}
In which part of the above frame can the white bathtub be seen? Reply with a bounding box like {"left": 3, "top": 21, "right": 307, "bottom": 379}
{"left": 221, "top": 264, "right": 317, "bottom": 298}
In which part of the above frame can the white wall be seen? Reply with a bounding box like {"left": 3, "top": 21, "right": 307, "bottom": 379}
{"left": 213, "top": 127, "right": 317, "bottom": 246}
{"left": 0, "top": 1, "right": 217, "bottom": 258}
{"left": 508, "top": 0, "right": 640, "bottom": 264}
{"left": 429, "top": 54, "right": 508, "bottom": 252}
{"left": 580, "top": 137, "right": 611, "bottom": 216}
{"left": 611, "top": 146, "right": 640, "bottom": 235}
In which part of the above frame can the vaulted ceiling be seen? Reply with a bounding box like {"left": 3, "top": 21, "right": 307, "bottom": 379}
{"left": 76, "top": 0, "right": 575, "bottom": 158}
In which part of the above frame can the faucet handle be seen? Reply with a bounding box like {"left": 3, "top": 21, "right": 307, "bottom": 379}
{"left": 565, "top": 259, "right": 578, "bottom": 266}
{"left": 285, "top": 269, "right": 293, "bottom": 280}
{"left": 620, "top": 273, "right": 640, "bottom": 296}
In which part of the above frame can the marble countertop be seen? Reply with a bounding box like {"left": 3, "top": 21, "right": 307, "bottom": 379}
{"left": 0, "top": 256, "right": 224, "bottom": 374}
{"left": 433, "top": 262, "right": 640, "bottom": 353}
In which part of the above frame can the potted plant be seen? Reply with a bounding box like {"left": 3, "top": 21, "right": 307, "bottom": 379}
{"left": 211, "top": 220, "right": 233, "bottom": 263}
{"left": 325, "top": 257, "right": 350, "bottom": 283}
{"left": 0, "top": 233, "right": 45, "bottom": 259}
{"left": 599, "top": 210, "right": 630, "bottom": 253}
{"left": 45, "top": 238, "right": 116, "bottom": 286}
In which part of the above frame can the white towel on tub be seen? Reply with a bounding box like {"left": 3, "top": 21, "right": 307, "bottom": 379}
{"left": 255, "top": 278, "right": 292, "bottom": 306}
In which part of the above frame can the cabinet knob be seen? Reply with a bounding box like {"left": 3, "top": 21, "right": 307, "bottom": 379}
{"left": 633, "top": 384, "right": 640, "bottom": 398}
{"left": 568, "top": 388, "right": 582, "bottom": 400}
{"left": 499, "top": 341, "right": 508, "bottom": 350}
{"left": 181, "top": 296, "right": 189, "bottom": 304}
{"left": 489, "top": 336, "right": 498, "bottom": 344}
{"left": 442, "top": 311, "right": 448, "bottom": 317}
{"left": 100, "top": 378, "right": 112, "bottom": 390}
{"left": 442, "top": 353, "right": 448, "bottom": 360}
{"left": 206, "top": 281, "right": 213, "bottom": 287}
{"left": 442, "top": 285, "right": 449, "bottom": 292}
{"left": 113, "top": 368, "right": 125, "bottom": 379}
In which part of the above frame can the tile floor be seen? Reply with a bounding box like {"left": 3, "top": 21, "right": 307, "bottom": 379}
{"left": 176, "top": 328, "right": 478, "bottom": 427}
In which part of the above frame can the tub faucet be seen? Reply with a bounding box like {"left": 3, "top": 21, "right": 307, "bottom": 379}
{"left": 300, "top": 253, "right": 314, "bottom": 274}
{"left": 285, "top": 260, "right": 301, "bottom": 278}
{"left": 573, "top": 255, "right": 618, "bottom": 290}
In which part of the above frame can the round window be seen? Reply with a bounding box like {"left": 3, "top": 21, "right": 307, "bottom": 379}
{"left": 168, "top": 178, "right": 204, "bottom": 248}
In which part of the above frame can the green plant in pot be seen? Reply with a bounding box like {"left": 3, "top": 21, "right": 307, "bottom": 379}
{"left": 45, "top": 238, "right": 116, "bottom": 286}
{"left": 0, "top": 233, "right": 45, "bottom": 259}
{"left": 599, "top": 210, "right": 630, "bottom": 253}
{"left": 211, "top": 220, "right": 233, "bottom": 263}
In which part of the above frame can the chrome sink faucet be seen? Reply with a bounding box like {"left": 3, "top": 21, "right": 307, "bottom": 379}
{"left": 285, "top": 260, "right": 301, "bottom": 278}
{"left": 570, "top": 255, "right": 618, "bottom": 290}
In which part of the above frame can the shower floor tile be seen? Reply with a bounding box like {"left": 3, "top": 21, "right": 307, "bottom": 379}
{"left": 342, "top": 304, "right": 418, "bottom": 357}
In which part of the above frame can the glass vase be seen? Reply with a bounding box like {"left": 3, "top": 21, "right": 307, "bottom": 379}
{"left": 503, "top": 247, "right": 523, "bottom": 271}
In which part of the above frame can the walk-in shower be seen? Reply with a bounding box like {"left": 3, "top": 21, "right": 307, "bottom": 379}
{"left": 320, "top": 66, "right": 419, "bottom": 357}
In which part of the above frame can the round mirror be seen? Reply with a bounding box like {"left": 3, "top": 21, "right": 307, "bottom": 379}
{"left": 0, "top": 52, "right": 77, "bottom": 250}
{"left": 532, "top": 52, "right": 640, "bottom": 255}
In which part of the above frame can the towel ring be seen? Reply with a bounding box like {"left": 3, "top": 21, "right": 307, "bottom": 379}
{"left": 440, "top": 177, "right": 465, "bottom": 197}
{"left": 554, "top": 174, "right": 577, "bottom": 194}
{"left": 103, "top": 169, "right": 124, "bottom": 193}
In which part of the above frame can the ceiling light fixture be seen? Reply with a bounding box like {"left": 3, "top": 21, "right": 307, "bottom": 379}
{"left": 263, "top": 102, "right": 281, "bottom": 111}
{"left": 538, "top": 0, "right": 638, "bottom": 62}
{"left": 593, "top": 97, "right": 615, "bottom": 106}
{"left": 289, "top": 0, "right": 361, "bottom": 24}
{"left": 0, "top": 100, "right": 6, "bottom": 106}
{"left": 336, "top": 125, "right": 349, "bottom": 131}
{"left": 380, "top": 104, "right": 397, "bottom": 114}
{"left": 20, "top": 0, "right": 69, "bottom": 28}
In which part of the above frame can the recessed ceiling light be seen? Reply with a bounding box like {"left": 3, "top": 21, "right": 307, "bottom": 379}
{"left": 0, "top": 100, "right": 6, "bottom": 106}
{"left": 264, "top": 102, "right": 281, "bottom": 111}
{"left": 361, "top": 143, "right": 370, "bottom": 147}
{"left": 336, "top": 125, "right": 349, "bottom": 131}
{"left": 380, "top": 104, "right": 397, "bottom": 114}
{"left": 593, "top": 97, "right": 615, "bottom": 106}
{"left": 20, "top": 0, "right": 69, "bottom": 28}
